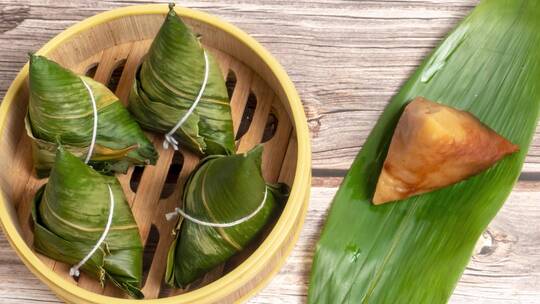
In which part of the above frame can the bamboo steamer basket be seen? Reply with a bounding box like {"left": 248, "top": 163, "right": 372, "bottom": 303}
{"left": 0, "top": 4, "right": 311, "bottom": 304}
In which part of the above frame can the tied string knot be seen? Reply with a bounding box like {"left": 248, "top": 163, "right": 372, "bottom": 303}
{"left": 163, "top": 134, "right": 180, "bottom": 151}
{"left": 69, "top": 184, "right": 115, "bottom": 278}
{"left": 166, "top": 186, "right": 268, "bottom": 228}
{"left": 163, "top": 50, "right": 210, "bottom": 151}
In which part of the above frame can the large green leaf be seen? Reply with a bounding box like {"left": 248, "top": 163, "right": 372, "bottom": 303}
{"left": 309, "top": 1, "right": 540, "bottom": 303}
{"left": 128, "top": 4, "right": 235, "bottom": 156}
{"left": 31, "top": 148, "right": 143, "bottom": 298}
{"left": 165, "top": 145, "right": 288, "bottom": 287}
{"left": 28, "top": 55, "right": 158, "bottom": 177}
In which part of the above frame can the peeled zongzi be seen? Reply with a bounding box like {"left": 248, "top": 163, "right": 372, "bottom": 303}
{"left": 129, "top": 3, "right": 235, "bottom": 156}
{"left": 32, "top": 148, "right": 143, "bottom": 298}
{"left": 373, "top": 97, "right": 519, "bottom": 204}
{"left": 27, "top": 55, "right": 158, "bottom": 177}
{"left": 165, "top": 145, "right": 288, "bottom": 287}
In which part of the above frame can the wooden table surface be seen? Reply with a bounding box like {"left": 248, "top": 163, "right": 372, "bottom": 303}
{"left": 1, "top": 0, "right": 539, "bottom": 303}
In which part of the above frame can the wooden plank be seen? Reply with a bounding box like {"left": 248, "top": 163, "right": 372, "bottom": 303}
{"left": 72, "top": 51, "right": 103, "bottom": 75}
{"left": 18, "top": 0, "right": 540, "bottom": 175}
{"left": 261, "top": 96, "right": 294, "bottom": 183}
{"left": 130, "top": 135, "right": 175, "bottom": 243}
{"left": 140, "top": 152, "right": 200, "bottom": 299}
{"left": 92, "top": 42, "right": 133, "bottom": 84}
{"left": 9, "top": 0, "right": 540, "bottom": 172}
{"left": 229, "top": 60, "right": 254, "bottom": 135}
{"left": 1, "top": 0, "right": 540, "bottom": 303}
{"left": 115, "top": 40, "right": 152, "bottom": 104}
{"left": 278, "top": 135, "right": 297, "bottom": 186}
{"left": 0, "top": 183, "right": 539, "bottom": 303}
{"left": 236, "top": 75, "right": 274, "bottom": 153}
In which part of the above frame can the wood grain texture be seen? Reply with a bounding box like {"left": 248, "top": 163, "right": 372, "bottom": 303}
{"left": 0, "top": 184, "right": 539, "bottom": 303}
{"left": 0, "top": 0, "right": 539, "bottom": 303}
{"left": 6, "top": 0, "right": 540, "bottom": 173}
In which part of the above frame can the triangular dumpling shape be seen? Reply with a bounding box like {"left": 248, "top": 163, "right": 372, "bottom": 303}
{"left": 32, "top": 148, "right": 143, "bottom": 298}
{"left": 27, "top": 55, "right": 157, "bottom": 177}
{"left": 165, "top": 145, "right": 288, "bottom": 287}
{"left": 373, "top": 97, "right": 519, "bottom": 205}
{"left": 128, "top": 4, "right": 235, "bottom": 156}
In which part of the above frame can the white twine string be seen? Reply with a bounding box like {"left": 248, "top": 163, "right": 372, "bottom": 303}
{"left": 80, "top": 78, "right": 98, "bottom": 164}
{"left": 69, "top": 184, "right": 115, "bottom": 278}
{"left": 163, "top": 50, "right": 210, "bottom": 150}
{"left": 165, "top": 186, "right": 268, "bottom": 228}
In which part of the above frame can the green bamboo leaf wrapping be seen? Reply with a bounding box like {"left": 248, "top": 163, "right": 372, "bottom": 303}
{"left": 128, "top": 5, "right": 235, "bottom": 156}
{"left": 27, "top": 55, "right": 158, "bottom": 177}
{"left": 31, "top": 148, "right": 143, "bottom": 298}
{"left": 309, "top": 1, "right": 540, "bottom": 303}
{"left": 165, "top": 145, "right": 288, "bottom": 287}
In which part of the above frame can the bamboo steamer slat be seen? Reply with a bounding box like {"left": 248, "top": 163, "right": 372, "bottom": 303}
{"left": 0, "top": 5, "right": 311, "bottom": 304}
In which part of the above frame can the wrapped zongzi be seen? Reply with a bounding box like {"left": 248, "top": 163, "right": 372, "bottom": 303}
{"left": 129, "top": 3, "right": 235, "bottom": 156}
{"left": 27, "top": 54, "right": 158, "bottom": 177}
{"left": 31, "top": 148, "right": 143, "bottom": 298}
{"left": 165, "top": 145, "right": 288, "bottom": 287}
